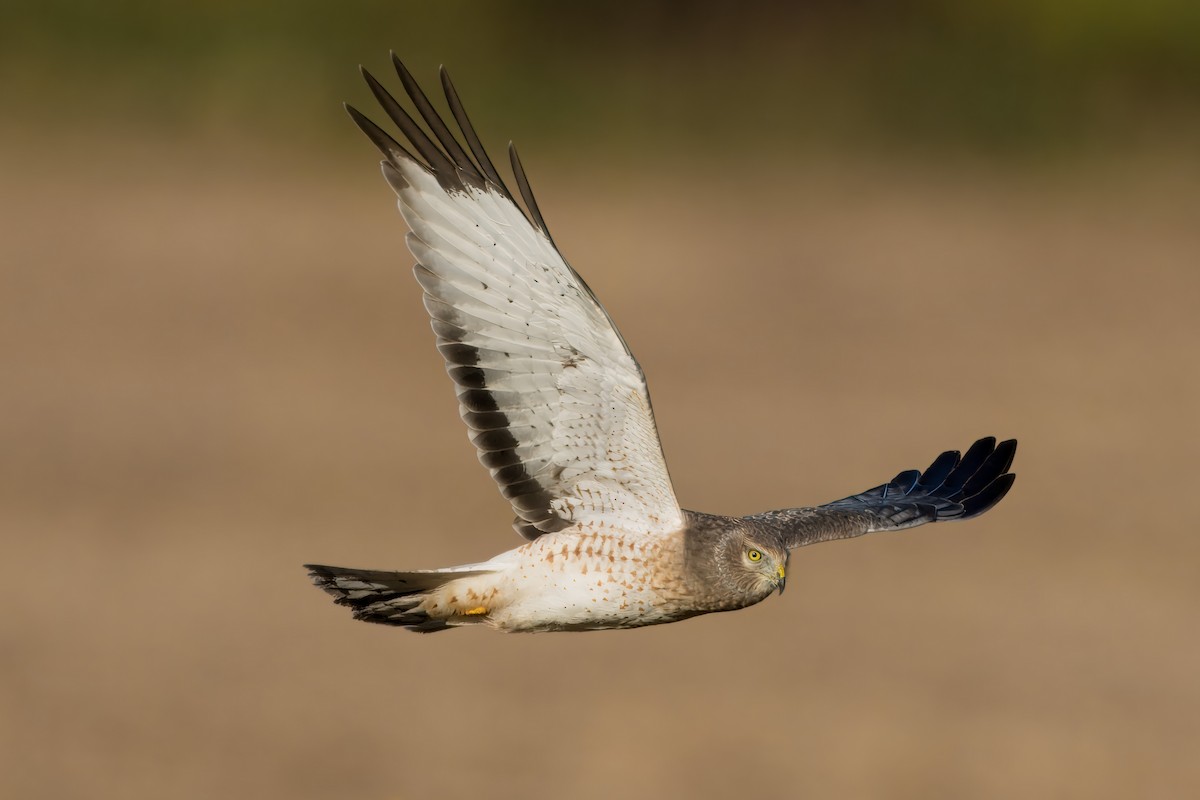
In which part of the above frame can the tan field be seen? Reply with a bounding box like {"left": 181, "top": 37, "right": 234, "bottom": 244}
{"left": 2, "top": 130, "right": 1198, "bottom": 799}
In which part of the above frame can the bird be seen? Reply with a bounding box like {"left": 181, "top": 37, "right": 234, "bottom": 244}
{"left": 304, "top": 55, "right": 1017, "bottom": 633}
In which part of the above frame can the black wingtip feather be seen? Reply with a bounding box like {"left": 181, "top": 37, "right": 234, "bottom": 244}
{"left": 897, "top": 436, "right": 1017, "bottom": 523}
{"left": 835, "top": 436, "right": 1017, "bottom": 523}
{"left": 961, "top": 472, "right": 1016, "bottom": 519}
{"left": 886, "top": 469, "right": 921, "bottom": 496}
{"left": 508, "top": 142, "right": 554, "bottom": 241}
{"left": 352, "top": 57, "right": 553, "bottom": 236}
{"left": 962, "top": 438, "right": 1018, "bottom": 498}
{"left": 361, "top": 66, "right": 461, "bottom": 185}
{"left": 917, "top": 449, "right": 960, "bottom": 493}
{"left": 345, "top": 103, "right": 416, "bottom": 165}
{"left": 940, "top": 436, "right": 996, "bottom": 496}
{"left": 439, "top": 65, "right": 510, "bottom": 193}
{"left": 390, "top": 53, "right": 485, "bottom": 184}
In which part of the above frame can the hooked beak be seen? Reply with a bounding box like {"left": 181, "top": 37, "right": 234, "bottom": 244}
{"left": 775, "top": 563, "right": 787, "bottom": 595}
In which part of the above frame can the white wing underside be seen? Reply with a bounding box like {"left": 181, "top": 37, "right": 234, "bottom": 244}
{"left": 383, "top": 160, "right": 683, "bottom": 540}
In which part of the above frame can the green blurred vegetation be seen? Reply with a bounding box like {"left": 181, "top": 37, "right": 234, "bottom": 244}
{"left": 3, "top": 0, "right": 1199, "bottom": 156}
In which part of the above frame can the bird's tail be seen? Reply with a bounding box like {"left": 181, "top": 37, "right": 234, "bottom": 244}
{"left": 304, "top": 563, "right": 489, "bottom": 633}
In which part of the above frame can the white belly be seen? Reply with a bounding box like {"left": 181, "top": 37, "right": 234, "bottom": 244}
{"left": 457, "top": 529, "right": 690, "bottom": 632}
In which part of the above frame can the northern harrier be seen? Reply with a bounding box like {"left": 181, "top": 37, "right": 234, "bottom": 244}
{"left": 305, "top": 56, "right": 1017, "bottom": 633}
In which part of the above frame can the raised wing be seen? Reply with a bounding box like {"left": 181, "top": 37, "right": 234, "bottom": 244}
{"left": 348, "top": 55, "right": 683, "bottom": 540}
{"left": 750, "top": 437, "right": 1017, "bottom": 549}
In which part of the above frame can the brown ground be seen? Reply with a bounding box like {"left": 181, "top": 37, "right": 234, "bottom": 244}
{"left": 2, "top": 134, "right": 1198, "bottom": 799}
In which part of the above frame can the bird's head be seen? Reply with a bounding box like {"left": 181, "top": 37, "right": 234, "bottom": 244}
{"left": 724, "top": 532, "right": 789, "bottom": 600}
{"left": 683, "top": 512, "right": 790, "bottom": 610}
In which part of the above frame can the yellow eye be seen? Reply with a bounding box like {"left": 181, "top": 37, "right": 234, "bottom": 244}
{"left": 747, "top": 549, "right": 763, "bottom": 562}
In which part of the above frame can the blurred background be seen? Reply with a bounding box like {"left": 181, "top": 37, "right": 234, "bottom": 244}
{"left": 2, "top": 2, "right": 1198, "bottom": 798}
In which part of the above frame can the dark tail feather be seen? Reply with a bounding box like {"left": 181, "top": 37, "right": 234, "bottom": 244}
{"left": 304, "top": 564, "right": 486, "bottom": 633}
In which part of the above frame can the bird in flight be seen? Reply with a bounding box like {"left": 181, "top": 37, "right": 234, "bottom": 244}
{"left": 305, "top": 55, "right": 1017, "bottom": 633}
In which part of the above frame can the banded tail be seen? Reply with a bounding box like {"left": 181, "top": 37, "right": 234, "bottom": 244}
{"left": 304, "top": 564, "right": 489, "bottom": 633}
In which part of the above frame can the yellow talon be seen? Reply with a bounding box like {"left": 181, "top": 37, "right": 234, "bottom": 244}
{"left": 464, "top": 606, "right": 488, "bottom": 616}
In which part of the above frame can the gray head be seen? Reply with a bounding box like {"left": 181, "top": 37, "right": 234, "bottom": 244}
{"left": 683, "top": 511, "right": 788, "bottom": 611}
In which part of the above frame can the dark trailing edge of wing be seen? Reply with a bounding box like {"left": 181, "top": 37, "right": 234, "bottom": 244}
{"left": 345, "top": 52, "right": 552, "bottom": 240}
